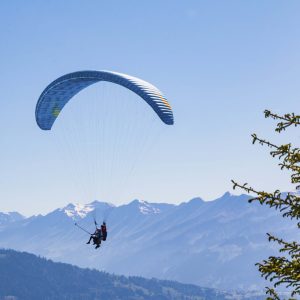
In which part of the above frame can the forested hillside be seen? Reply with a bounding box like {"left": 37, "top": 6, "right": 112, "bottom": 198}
{"left": 0, "top": 249, "right": 256, "bottom": 300}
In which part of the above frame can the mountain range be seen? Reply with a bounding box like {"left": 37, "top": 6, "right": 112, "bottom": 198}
{"left": 0, "top": 192, "right": 296, "bottom": 292}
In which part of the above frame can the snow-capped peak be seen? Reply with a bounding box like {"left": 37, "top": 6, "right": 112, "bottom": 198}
{"left": 137, "top": 200, "right": 161, "bottom": 215}
{"left": 63, "top": 203, "right": 95, "bottom": 219}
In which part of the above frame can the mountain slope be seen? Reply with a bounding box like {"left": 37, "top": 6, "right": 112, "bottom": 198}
{"left": 0, "top": 212, "right": 24, "bottom": 226}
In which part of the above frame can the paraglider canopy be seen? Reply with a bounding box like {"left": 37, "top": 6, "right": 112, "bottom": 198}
{"left": 35, "top": 70, "right": 174, "bottom": 130}
{"left": 34, "top": 69, "right": 174, "bottom": 209}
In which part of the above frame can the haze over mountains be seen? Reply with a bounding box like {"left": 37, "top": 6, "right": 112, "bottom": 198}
{"left": 0, "top": 192, "right": 296, "bottom": 291}
{"left": 0, "top": 249, "right": 264, "bottom": 300}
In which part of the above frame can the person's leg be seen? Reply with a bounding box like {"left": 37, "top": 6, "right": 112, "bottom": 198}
{"left": 86, "top": 236, "right": 93, "bottom": 244}
{"left": 95, "top": 237, "right": 101, "bottom": 249}
{"left": 95, "top": 241, "right": 100, "bottom": 249}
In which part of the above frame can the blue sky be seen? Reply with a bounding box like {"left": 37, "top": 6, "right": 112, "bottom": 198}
{"left": 1, "top": 1, "right": 300, "bottom": 215}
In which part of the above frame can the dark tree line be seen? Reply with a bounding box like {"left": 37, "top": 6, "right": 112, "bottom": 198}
{"left": 0, "top": 249, "right": 237, "bottom": 300}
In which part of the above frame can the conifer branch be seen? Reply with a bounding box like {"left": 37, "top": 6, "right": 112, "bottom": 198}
{"left": 232, "top": 110, "right": 300, "bottom": 298}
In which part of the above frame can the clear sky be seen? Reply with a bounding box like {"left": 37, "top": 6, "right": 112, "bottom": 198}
{"left": 1, "top": 0, "right": 300, "bottom": 215}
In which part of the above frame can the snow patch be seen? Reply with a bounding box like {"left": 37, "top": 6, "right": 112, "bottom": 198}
{"left": 64, "top": 203, "right": 94, "bottom": 219}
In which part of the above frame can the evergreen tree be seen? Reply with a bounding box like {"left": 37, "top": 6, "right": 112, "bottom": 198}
{"left": 232, "top": 110, "right": 300, "bottom": 299}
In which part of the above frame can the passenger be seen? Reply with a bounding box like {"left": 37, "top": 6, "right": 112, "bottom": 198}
{"left": 87, "top": 228, "right": 102, "bottom": 249}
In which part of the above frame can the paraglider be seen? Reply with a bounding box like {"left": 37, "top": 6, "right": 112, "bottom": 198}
{"left": 75, "top": 221, "right": 107, "bottom": 250}
{"left": 101, "top": 222, "right": 107, "bottom": 241}
{"left": 86, "top": 227, "right": 103, "bottom": 249}
{"left": 85, "top": 221, "right": 107, "bottom": 249}
{"left": 35, "top": 70, "right": 174, "bottom": 249}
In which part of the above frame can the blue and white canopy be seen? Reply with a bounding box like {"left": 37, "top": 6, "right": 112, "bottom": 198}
{"left": 35, "top": 70, "right": 174, "bottom": 130}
